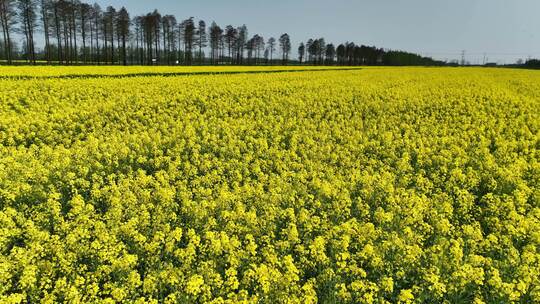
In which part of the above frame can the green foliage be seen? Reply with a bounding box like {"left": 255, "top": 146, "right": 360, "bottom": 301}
{"left": 0, "top": 67, "right": 539, "bottom": 303}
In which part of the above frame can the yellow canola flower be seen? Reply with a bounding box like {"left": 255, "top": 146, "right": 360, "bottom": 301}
{"left": 0, "top": 66, "right": 539, "bottom": 303}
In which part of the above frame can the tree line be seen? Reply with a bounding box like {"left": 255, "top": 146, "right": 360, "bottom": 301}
{"left": 523, "top": 59, "right": 540, "bottom": 69}
{"left": 0, "top": 0, "right": 442, "bottom": 66}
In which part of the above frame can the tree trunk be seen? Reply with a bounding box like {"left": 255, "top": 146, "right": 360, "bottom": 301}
{"left": 71, "top": 6, "right": 77, "bottom": 63}
{"left": 81, "top": 14, "right": 86, "bottom": 63}
{"left": 122, "top": 34, "right": 126, "bottom": 66}
{"left": 41, "top": 1, "right": 51, "bottom": 63}
{"left": 110, "top": 23, "right": 114, "bottom": 64}
{"left": 53, "top": 6, "right": 62, "bottom": 63}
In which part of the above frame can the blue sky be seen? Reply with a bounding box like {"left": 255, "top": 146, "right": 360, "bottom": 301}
{"left": 94, "top": 0, "right": 540, "bottom": 64}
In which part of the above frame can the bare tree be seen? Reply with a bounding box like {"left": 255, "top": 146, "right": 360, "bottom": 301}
{"left": 0, "top": 0, "right": 16, "bottom": 63}
{"left": 245, "top": 36, "right": 254, "bottom": 64}
{"left": 306, "top": 39, "right": 313, "bottom": 63}
{"left": 51, "top": 0, "right": 62, "bottom": 62}
{"left": 195, "top": 20, "right": 205, "bottom": 64}
{"left": 141, "top": 12, "right": 159, "bottom": 64}
{"left": 177, "top": 20, "right": 185, "bottom": 64}
{"left": 181, "top": 17, "right": 194, "bottom": 64}
{"left": 346, "top": 41, "right": 355, "bottom": 65}
{"left": 152, "top": 10, "right": 161, "bottom": 63}
{"left": 116, "top": 6, "right": 129, "bottom": 65}
{"left": 336, "top": 43, "right": 345, "bottom": 65}
{"left": 91, "top": 3, "right": 101, "bottom": 63}
{"left": 17, "top": 0, "right": 38, "bottom": 63}
{"left": 168, "top": 16, "right": 177, "bottom": 63}
{"left": 267, "top": 37, "right": 275, "bottom": 64}
{"left": 325, "top": 43, "right": 335, "bottom": 65}
{"left": 79, "top": 2, "right": 91, "bottom": 63}
{"left": 163, "top": 15, "right": 176, "bottom": 64}
{"left": 279, "top": 33, "right": 290, "bottom": 64}
{"left": 235, "top": 24, "right": 246, "bottom": 64}
{"left": 298, "top": 42, "right": 305, "bottom": 64}
{"left": 208, "top": 21, "right": 221, "bottom": 64}
{"left": 40, "top": 0, "right": 51, "bottom": 63}
{"left": 69, "top": 0, "right": 78, "bottom": 63}
{"left": 224, "top": 25, "right": 235, "bottom": 64}
{"left": 317, "top": 38, "right": 325, "bottom": 64}
{"left": 133, "top": 15, "right": 143, "bottom": 64}
{"left": 104, "top": 6, "right": 115, "bottom": 64}
{"left": 308, "top": 38, "right": 320, "bottom": 64}
{"left": 253, "top": 34, "right": 264, "bottom": 64}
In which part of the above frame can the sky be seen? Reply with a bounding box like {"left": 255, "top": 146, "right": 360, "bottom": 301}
{"left": 94, "top": 0, "right": 540, "bottom": 64}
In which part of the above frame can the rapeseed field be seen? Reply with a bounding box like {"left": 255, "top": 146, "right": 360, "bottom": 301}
{"left": 0, "top": 67, "right": 539, "bottom": 303}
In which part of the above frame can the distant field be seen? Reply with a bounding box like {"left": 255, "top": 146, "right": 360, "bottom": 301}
{"left": 0, "top": 65, "right": 358, "bottom": 77}
{"left": 0, "top": 67, "right": 539, "bottom": 303}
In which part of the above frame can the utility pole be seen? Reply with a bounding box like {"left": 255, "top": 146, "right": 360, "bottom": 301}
{"left": 461, "top": 50, "right": 466, "bottom": 66}
{"left": 483, "top": 53, "right": 487, "bottom": 65}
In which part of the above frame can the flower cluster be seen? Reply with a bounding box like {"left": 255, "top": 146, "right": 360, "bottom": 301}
{"left": 0, "top": 67, "right": 539, "bottom": 303}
